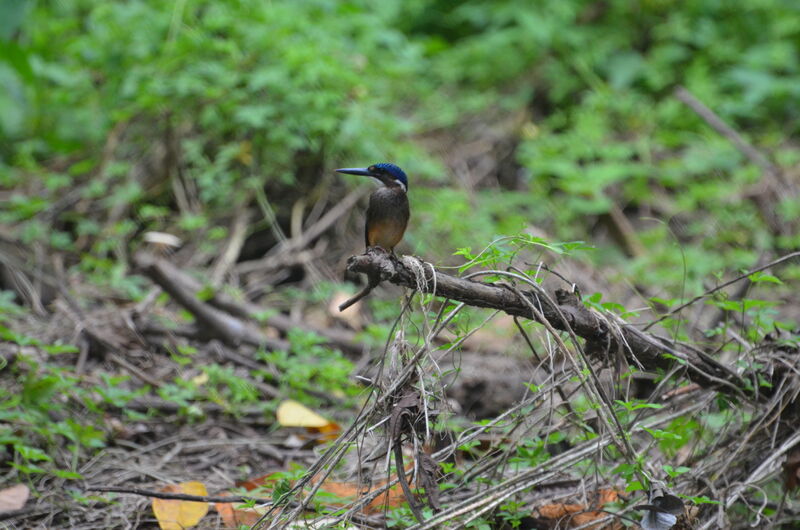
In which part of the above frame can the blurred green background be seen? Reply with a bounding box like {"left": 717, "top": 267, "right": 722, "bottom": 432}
{"left": 2, "top": 2, "right": 800, "bottom": 521}
{"left": 2, "top": 0, "right": 799, "bottom": 298}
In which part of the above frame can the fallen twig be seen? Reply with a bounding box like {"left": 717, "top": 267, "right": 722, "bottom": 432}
{"left": 236, "top": 187, "right": 368, "bottom": 275}
{"left": 135, "top": 251, "right": 365, "bottom": 355}
{"left": 644, "top": 251, "right": 800, "bottom": 331}
{"left": 85, "top": 486, "right": 272, "bottom": 504}
{"left": 674, "top": 86, "right": 783, "bottom": 181}
{"left": 211, "top": 206, "right": 251, "bottom": 284}
{"left": 134, "top": 252, "right": 269, "bottom": 347}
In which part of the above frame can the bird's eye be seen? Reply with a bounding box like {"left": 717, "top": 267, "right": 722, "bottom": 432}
{"left": 368, "top": 165, "right": 376, "bottom": 172}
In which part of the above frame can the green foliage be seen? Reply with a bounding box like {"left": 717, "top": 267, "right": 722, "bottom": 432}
{"left": 1, "top": 1, "right": 799, "bottom": 524}
{"left": 2, "top": 0, "right": 798, "bottom": 299}
{"left": 202, "top": 364, "right": 260, "bottom": 409}
{"left": 257, "top": 329, "right": 359, "bottom": 402}
{"left": 0, "top": 357, "right": 113, "bottom": 481}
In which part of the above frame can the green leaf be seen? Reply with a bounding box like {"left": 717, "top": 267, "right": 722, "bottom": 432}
{"left": 15, "top": 444, "right": 53, "bottom": 462}
{"left": 625, "top": 480, "right": 645, "bottom": 493}
{"left": 54, "top": 469, "right": 84, "bottom": 480}
{"left": 748, "top": 271, "right": 782, "bottom": 284}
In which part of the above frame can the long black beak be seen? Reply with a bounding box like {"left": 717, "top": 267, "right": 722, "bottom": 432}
{"left": 335, "top": 167, "right": 373, "bottom": 177}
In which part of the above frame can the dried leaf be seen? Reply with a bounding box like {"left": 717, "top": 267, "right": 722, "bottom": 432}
{"left": 318, "top": 478, "right": 406, "bottom": 513}
{"left": 152, "top": 481, "right": 210, "bottom": 530}
{"left": 537, "top": 502, "right": 584, "bottom": 519}
{"left": 535, "top": 488, "right": 624, "bottom": 529}
{"left": 237, "top": 473, "right": 282, "bottom": 492}
{"left": 276, "top": 400, "right": 331, "bottom": 428}
{"left": 276, "top": 400, "right": 341, "bottom": 440}
{"left": 597, "top": 488, "right": 620, "bottom": 506}
{"left": 215, "top": 494, "right": 265, "bottom": 529}
{"left": 0, "top": 484, "right": 29, "bottom": 512}
{"left": 230, "top": 471, "right": 406, "bottom": 516}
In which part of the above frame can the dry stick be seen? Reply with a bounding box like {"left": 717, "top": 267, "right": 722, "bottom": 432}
{"left": 134, "top": 252, "right": 270, "bottom": 347}
{"left": 644, "top": 251, "right": 800, "bottom": 331}
{"left": 698, "top": 429, "right": 800, "bottom": 530}
{"left": 338, "top": 273, "right": 380, "bottom": 311}
{"left": 236, "top": 187, "right": 368, "bottom": 275}
{"left": 85, "top": 486, "right": 272, "bottom": 505}
{"left": 393, "top": 432, "right": 425, "bottom": 523}
{"left": 106, "top": 352, "right": 163, "bottom": 388}
{"left": 344, "top": 250, "right": 750, "bottom": 398}
{"left": 338, "top": 247, "right": 401, "bottom": 311}
{"left": 287, "top": 187, "right": 369, "bottom": 252}
{"left": 123, "top": 396, "right": 267, "bottom": 417}
{"left": 674, "top": 86, "right": 784, "bottom": 182}
{"left": 0, "top": 247, "right": 164, "bottom": 387}
{"left": 512, "top": 317, "right": 578, "bottom": 420}
{"left": 211, "top": 206, "right": 251, "bottom": 284}
{"left": 674, "top": 83, "right": 791, "bottom": 324}
{"left": 606, "top": 202, "right": 646, "bottom": 258}
{"left": 261, "top": 300, "right": 423, "bottom": 529}
{"left": 500, "top": 276, "right": 641, "bottom": 480}
{"left": 673, "top": 86, "right": 793, "bottom": 331}
{"left": 136, "top": 251, "right": 364, "bottom": 355}
{"left": 413, "top": 400, "right": 707, "bottom": 530}
{"left": 50, "top": 297, "right": 164, "bottom": 387}
{"left": 706, "top": 253, "right": 770, "bottom": 333}
{"left": 0, "top": 506, "right": 54, "bottom": 522}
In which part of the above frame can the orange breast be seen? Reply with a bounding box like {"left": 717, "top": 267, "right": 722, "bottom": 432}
{"left": 367, "top": 219, "right": 406, "bottom": 250}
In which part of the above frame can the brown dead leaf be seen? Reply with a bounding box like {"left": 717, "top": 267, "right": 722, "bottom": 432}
{"left": 316, "top": 477, "right": 406, "bottom": 513}
{"left": 152, "top": 481, "right": 210, "bottom": 530}
{"left": 237, "top": 472, "right": 282, "bottom": 492}
{"left": 227, "top": 469, "right": 407, "bottom": 518}
{"left": 535, "top": 503, "right": 618, "bottom": 529}
{"left": 596, "top": 488, "right": 620, "bottom": 505}
{"left": 534, "top": 488, "right": 623, "bottom": 529}
{"left": 215, "top": 494, "right": 265, "bottom": 529}
{"left": 0, "top": 484, "right": 29, "bottom": 512}
{"left": 537, "top": 502, "right": 585, "bottom": 519}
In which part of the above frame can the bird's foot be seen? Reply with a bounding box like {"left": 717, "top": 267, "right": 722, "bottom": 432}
{"left": 366, "top": 245, "right": 393, "bottom": 257}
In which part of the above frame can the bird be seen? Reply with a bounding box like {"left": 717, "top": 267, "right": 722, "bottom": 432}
{"left": 336, "top": 163, "right": 410, "bottom": 253}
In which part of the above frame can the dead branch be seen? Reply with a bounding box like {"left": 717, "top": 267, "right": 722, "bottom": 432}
{"left": 338, "top": 266, "right": 383, "bottom": 312}
{"left": 211, "top": 206, "right": 251, "bottom": 284}
{"left": 235, "top": 187, "right": 368, "bottom": 275}
{"left": 343, "top": 249, "right": 755, "bottom": 398}
{"left": 85, "top": 486, "right": 272, "bottom": 504}
{"left": 674, "top": 86, "right": 784, "bottom": 183}
{"left": 134, "top": 251, "right": 365, "bottom": 356}
{"left": 133, "top": 252, "right": 271, "bottom": 347}
{"left": 123, "top": 397, "right": 266, "bottom": 418}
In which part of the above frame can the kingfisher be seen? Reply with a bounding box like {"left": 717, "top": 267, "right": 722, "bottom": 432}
{"left": 336, "top": 163, "right": 410, "bottom": 253}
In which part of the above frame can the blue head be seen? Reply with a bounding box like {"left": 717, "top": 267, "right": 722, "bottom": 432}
{"left": 336, "top": 162, "right": 408, "bottom": 191}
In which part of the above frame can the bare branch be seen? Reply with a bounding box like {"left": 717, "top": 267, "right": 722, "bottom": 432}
{"left": 86, "top": 486, "right": 272, "bottom": 504}
{"left": 344, "top": 249, "right": 751, "bottom": 397}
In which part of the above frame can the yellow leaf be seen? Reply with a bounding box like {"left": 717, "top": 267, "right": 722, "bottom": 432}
{"left": 276, "top": 400, "right": 331, "bottom": 428}
{"left": 191, "top": 372, "right": 209, "bottom": 385}
{"left": 152, "top": 481, "right": 209, "bottom": 530}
